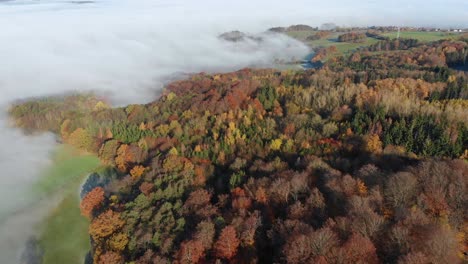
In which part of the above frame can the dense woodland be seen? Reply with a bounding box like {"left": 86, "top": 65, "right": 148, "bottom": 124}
{"left": 306, "top": 31, "right": 331, "bottom": 41}
{"left": 337, "top": 32, "right": 367, "bottom": 43}
{"left": 10, "top": 38, "right": 468, "bottom": 263}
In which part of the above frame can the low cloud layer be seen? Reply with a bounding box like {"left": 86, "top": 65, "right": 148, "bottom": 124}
{"left": 0, "top": 109, "right": 55, "bottom": 263}
{"left": 0, "top": 0, "right": 311, "bottom": 105}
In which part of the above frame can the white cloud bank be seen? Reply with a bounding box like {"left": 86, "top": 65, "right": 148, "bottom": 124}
{"left": 0, "top": 0, "right": 321, "bottom": 105}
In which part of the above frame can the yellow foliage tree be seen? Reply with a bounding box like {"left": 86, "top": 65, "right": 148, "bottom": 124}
{"left": 94, "top": 101, "right": 109, "bottom": 111}
{"left": 109, "top": 232, "right": 129, "bottom": 251}
{"left": 194, "top": 145, "right": 202, "bottom": 152}
{"left": 448, "top": 75, "right": 457, "bottom": 83}
{"left": 115, "top": 144, "right": 128, "bottom": 172}
{"left": 60, "top": 119, "right": 72, "bottom": 140}
{"left": 68, "top": 128, "right": 94, "bottom": 152}
{"left": 217, "top": 151, "right": 226, "bottom": 165}
{"left": 357, "top": 179, "right": 368, "bottom": 196}
{"left": 270, "top": 139, "right": 282, "bottom": 151}
{"left": 89, "top": 210, "right": 125, "bottom": 241}
{"left": 105, "top": 128, "right": 113, "bottom": 139}
{"left": 166, "top": 92, "right": 176, "bottom": 101}
{"left": 364, "top": 134, "right": 383, "bottom": 154}
{"left": 169, "top": 147, "right": 179, "bottom": 156}
{"left": 130, "top": 165, "right": 146, "bottom": 180}
{"left": 155, "top": 124, "right": 170, "bottom": 137}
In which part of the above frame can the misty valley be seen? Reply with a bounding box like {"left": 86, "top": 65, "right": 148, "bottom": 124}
{"left": 0, "top": 1, "right": 467, "bottom": 264}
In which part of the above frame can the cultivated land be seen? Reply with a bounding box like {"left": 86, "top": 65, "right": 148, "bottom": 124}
{"left": 36, "top": 145, "right": 100, "bottom": 264}
{"left": 381, "top": 31, "right": 458, "bottom": 42}
{"left": 286, "top": 29, "right": 461, "bottom": 59}
{"left": 286, "top": 30, "right": 378, "bottom": 53}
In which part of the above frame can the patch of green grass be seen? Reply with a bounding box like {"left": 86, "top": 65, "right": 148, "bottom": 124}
{"left": 381, "top": 31, "right": 458, "bottom": 42}
{"left": 34, "top": 145, "right": 101, "bottom": 195}
{"left": 286, "top": 30, "right": 380, "bottom": 60}
{"left": 39, "top": 189, "right": 91, "bottom": 264}
{"left": 285, "top": 30, "right": 318, "bottom": 41}
{"left": 36, "top": 145, "right": 101, "bottom": 264}
{"left": 332, "top": 38, "right": 380, "bottom": 53}
{"left": 287, "top": 30, "right": 461, "bottom": 62}
{"left": 305, "top": 36, "right": 378, "bottom": 50}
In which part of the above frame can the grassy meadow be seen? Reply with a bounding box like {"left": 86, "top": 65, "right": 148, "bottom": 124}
{"left": 286, "top": 29, "right": 462, "bottom": 60}
{"left": 35, "top": 145, "right": 101, "bottom": 264}
{"left": 381, "top": 31, "right": 458, "bottom": 42}
{"left": 286, "top": 30, "right": 378, "bottom": 54}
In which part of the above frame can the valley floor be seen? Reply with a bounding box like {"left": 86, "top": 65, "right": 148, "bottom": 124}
{"left": 36, "top": 145, "right": 100, "bottom": 264}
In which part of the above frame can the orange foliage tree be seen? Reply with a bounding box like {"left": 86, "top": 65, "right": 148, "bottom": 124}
{"left": 194, "top": 166, "right": 207, "bottom": 186}
{"left": 130, "top": 165, "right": 146, "bottom": 180}
{"left": 231, "top": 187, "right": 252, "bottom": 212}
{"left": 89, "top": 210, "right": 125, "bottom": 241}
{"left": 356, "top": 179, "right": 368, "bottom": 196}
{"left": 255, "top": 187, "right": 268, "bottom": 204}
{"left": 214, "top": 226, "right": 240, "bottom": 259}
{"left": 80, "top": 187, "right": 105, "bottom": 218}
{"left": 115, "top": 144, "right": 129, "bottom": 172}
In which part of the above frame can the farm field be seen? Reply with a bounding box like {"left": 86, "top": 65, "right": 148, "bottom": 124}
{"left": 286, "top": 29, "right": 462, "bottom": 60}
{"left": 381, "top": 31, "right": 458, "bottom": 41}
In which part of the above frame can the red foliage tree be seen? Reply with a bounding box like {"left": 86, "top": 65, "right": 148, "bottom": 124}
{"left": 283, "top": 233, "right": 313, "bottom": 264}
{"left": 80, "top": 187, "right": 105, "bottom": 218}
{"left": 194, "top": 166, "right": 207, "bottom": 186}
{"left": 342, "top": 233, "right": 379, "bottom": 264}
{"left": 98, "top": 251, "right": 124, "bottom": 264}
{"left": 239, "top": 211, "right": 262, "bottom": 246}
{"left": 177, "top": 239, "right": 205, "bottom": 264}
{"left": 255, "top": 187, "right": 268, "bottom": 204}
{"left": 139, "top": 182, "right": 154, "bottom": 196}
{"left": 214, "top": 226, "right": 240, "bottom": 259}
{"left": 231, "top": 187, "right": 252, "bottom": 212}
{"left": 183, "top": 189, "right": 217, "bottom": 218}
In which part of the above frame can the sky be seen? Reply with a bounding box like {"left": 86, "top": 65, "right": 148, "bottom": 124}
{"left": 0, "top": 0, "right": 466, "bottom": 263}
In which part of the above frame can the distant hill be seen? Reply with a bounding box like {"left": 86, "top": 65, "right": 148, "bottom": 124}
{"left": 218, "top": 30, "right": 262, "bottom": 42}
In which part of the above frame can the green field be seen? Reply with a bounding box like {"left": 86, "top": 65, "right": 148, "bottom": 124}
{"left": 34, "top": 145, "right": 101, "bottom": 195}
{"left": 36, "top": 145, "right": 101, "bottom": 264}
{"left": 286, "top": 30, "right": 462, "bottom": 61}
{"left": 287, "top": 30, "right": 378, "bottom": 57}
{"left": 381, "top": 31, "right": 458, "bottom": 42}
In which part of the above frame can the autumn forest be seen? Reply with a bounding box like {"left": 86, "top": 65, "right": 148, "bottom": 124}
{"left": 9, "top": 36, "right": 468, "bottom": 263}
